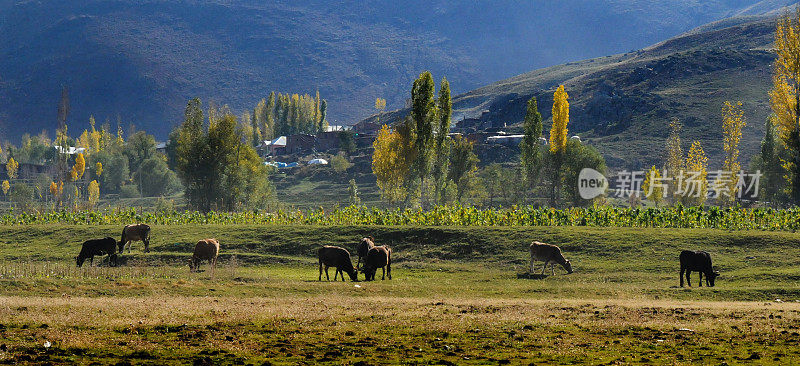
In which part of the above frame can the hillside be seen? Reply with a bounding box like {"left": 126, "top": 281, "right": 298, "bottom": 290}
{"left": 0, "top": 0, "right": 794, "bottom": 140}
{"left": 366, "top": 12, "right": 786, "bottom": 170}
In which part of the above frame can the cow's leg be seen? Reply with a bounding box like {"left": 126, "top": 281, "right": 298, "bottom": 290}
{"left": 356, "top": 257, "right": 361, "bottom": 271}
{"left": 541, "top": 260, "right": 548, "bottom": 275}
{"left": 529, "top": 254, "right": 534, "bottom": 273}
{"left": 551, "top": 263, "right": 556, "bottom": 276}
{"left": 381, "top": 267, "right": 385, "bottom": 280}
{"left": 334, "top": 269, "right": 339, "bottom": 281}
{"left": 325, "top": 266, "right": 330, "bottom": 281}
{"left": 144, "top": 238, "right": 150, "bottom": 253}
{"left": 387, "top": 262, "right": 391, "bottom": 280}
{"left": 686, "top": 271, "right": 692, "bottom": 287}
{"left": 89, "top": 256, "right": 94, "bottom": 266}
{"left": 680, "top": 267, "right": 685, "bottom": 287}
{"left": 318, "top": 261, "right": 323, "bottom": 281}
{"left": 698, "top": 272, "right": 703, "bottom": 287}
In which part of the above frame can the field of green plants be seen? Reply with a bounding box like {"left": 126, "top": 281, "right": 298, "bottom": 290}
{"left": 2, "top": 205, "right": 800, "bottom": 231}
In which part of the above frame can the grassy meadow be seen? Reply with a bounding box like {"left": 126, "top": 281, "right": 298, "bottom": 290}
{"left": 1, "top": 224, "right": 800, "bottom": 364}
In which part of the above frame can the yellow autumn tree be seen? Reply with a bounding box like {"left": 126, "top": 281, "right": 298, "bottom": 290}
{"left": 721, "top": 101, "right": 746, "bottom": 205}
{"left": 2, "top": 180, "right": 9, "bottom": 196}
{"left": 95, "top": 162, "right": 103, "bottom": 177}
{"left": 74, "top": 153, "right": 85, "bottom": 179}
{"left": 372, "top": 124, "right": 413, "bottom": 203}
{"left": 771, "top": 8, "right": 800, "bottom": 204}
{"left": 49, "top": 181, "right": 57, "bottom": 197}
{"left": 665, "top": 118, "right": 685, "bottom": 204}
{"left": 642, "top": 165, "right": 664, "bottom": 207}
{"left": 88, "top": 180, "right": 100, "bottom": 209}
{"left": 685, "top": 141, "right": 708, "bottom": 206}
{"left": 549, "top": 85, "right": 569, "bottom": 153}
{"left": 6, "top": 157, "right": 18, "bottom": 180}
{"left": 548, "top": 85, "right": 569, "bottom": 204}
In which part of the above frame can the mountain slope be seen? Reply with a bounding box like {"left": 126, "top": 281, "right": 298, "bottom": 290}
{"left": 354, "top": 10, "right": 787, "bottom": 170}
{"left": 0, "top": 0, "right": 792, "bottom": 140}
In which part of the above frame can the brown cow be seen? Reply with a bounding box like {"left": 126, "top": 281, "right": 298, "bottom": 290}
{"left": 189, "top": 239, "right": 220, "bottom": 275}
{"left": 119, "top": 224, "right": 151, "bottom": 253}
{"left": 355, "top": 236, "right": 375, "bottom": 270}
{"left": 529, "top": 241, "right": 573, "bottom": 275}
{"left": 362, "top": 246, "right": 392, "bottom": 281}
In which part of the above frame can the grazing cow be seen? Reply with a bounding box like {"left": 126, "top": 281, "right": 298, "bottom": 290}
{"left": 189, "top": 239, "right": 220, "bottom": 275}
{"left": 318, "top": 246, "right": 358, "bottom": 282}
{"left": 362, "top": 246, "right": 392, "bottom": 281}
{"left": 119, "top": 224, "right": 151, "bottom": 253}
{"left": 529, "top": 241, "right": 573, "bottom": 275}
{"left": 76, "top": 237, "right": 118, "bottom": 267}
{"left": 355, "top": 236, "right": 375, "bottom": 270}
{"left": 680, "top": 250, "right": 719, "bottom": 287}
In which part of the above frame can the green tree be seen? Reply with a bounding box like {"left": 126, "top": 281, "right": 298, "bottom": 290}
{"left": 319, "top": 99, "right": 328, "bottom": 133}
{"left": 561, "top": 140, "right": 606, "bottom": 206}
{"left": 520, "top": 96, "right": 543, "bottom": 192}
{"left": 90, "top": 150, "right": 129, "bottom": 193}
{"left": 137, "top": 157, "right": 180, "bottom": 197}
{"left": 174, "top": 98, "right": 274, "bottom": 212}
{"left": 408, "top": 71, "right": 437, "bottom": 206}
{"left": 338, "top": 130, "right": 356, "bottom": 156}
{"left": 448, "top": 135, "right": 479, "bottom": 202}
{"left": 432, "top": 77, "right": 452, "bottom": 205}
{"left": 331, "top": 154, "right": 353, "bottom": 173}
{"left": 124, "top": 131, "right": 156, "bottom": 175}
{"left": 755, "top": 115, "right": 789, "bottom": 205}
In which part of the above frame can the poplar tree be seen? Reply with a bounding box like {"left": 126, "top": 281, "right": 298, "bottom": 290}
{"left": 721, "top": 101, "right": 746, "bottom": 205}
{"left": 548, "top": 85, "right": 569, "bottom": 205}
{"left": 432, "top": 77, "right": 451, "bottom": 204}
{"left": 520, "top": 96, "right": 543, "bottom": 192}
{"left": 665, "top": 118, "right": 685, "bottom": 204}
{"left": 685, "top": 141, "right": 708, "bottom": 206}
{"left": 409, "top": 71, "right": 437, "bottom": 206}
{"left": 770, "top": 7, "right": 800, "bottom": 204}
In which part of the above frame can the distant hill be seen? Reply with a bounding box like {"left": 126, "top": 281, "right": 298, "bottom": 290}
{"left": 0, "top": 0, "right": 794, "bottom": 141}
{"left": 365, "top": 9, "right": 789, "bottom": 170}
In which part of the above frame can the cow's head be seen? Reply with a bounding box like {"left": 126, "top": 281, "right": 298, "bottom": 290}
{"left": 563, "top": 260, "right": 574, "bottom": 274}
{"left": 707, "top": 270, "right": 720, "bottom": 287}
{"left": 117, "top": 240, "right": 125, "bottom": 253}
{"left": 76, "top": 255, "right": 85, "bottom": 267}
{"left": 348, "top": 269, "right": 360, "bottom": 282}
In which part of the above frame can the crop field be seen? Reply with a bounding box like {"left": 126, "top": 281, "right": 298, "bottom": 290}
{"left": 4, "top": 206, "right": 800, "bottom": 231}
{"left": 1, "top": 224, "right": 800, "bottom": 364}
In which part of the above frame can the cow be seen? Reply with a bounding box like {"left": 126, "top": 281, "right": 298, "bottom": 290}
{"left": 680, "top": 250, "right": 719, "bottom": 287}
{"left": 318, "top": 246, "right": 358, "bottom": 282}
{"left": 362, "top": 246, "right": 392, "bottom": 281}
{"left": 529, "top": 241, "right": 573, "bottom": 275}
{"left": 355, "top": 236, "right": 375, "bottom": 270}
{"left": 189, "top": 239, "right": 220, "bottom": 275}
{"left": 76, "top": 237, "right": 119, "bottom": 267}
{"left": 119, "top": 224, "right": 151, "bottom": 253}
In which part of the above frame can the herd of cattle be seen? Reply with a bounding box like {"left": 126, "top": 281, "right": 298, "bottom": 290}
{"left": 75, "top": 224, "right": 720, "bottom": 286}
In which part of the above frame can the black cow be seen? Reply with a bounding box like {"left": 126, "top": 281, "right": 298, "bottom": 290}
{"left": 77, "top": 237, "right": 119, "bottom": 267}
{"left": 679, "top": 250, "right": 719, "bottom": 287}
